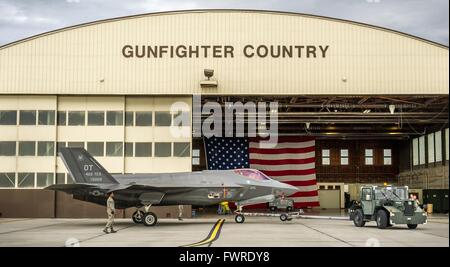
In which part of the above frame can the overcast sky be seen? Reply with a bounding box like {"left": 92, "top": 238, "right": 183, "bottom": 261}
{"left": 0, "top": 0, "right": 448, "bottom": 46}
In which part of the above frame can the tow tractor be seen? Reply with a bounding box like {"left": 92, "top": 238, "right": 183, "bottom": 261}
{"left": 349, "top": 185, "right": 427, "bottom": 229}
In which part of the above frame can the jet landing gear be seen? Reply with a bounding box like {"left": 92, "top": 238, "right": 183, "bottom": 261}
{"left": 142, "top": 205, "right": 158, "bottom": 227}
{"left": 132, "top": 210, "right": 144, "bottom": 224}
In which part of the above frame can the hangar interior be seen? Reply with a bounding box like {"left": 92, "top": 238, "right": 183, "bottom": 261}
{"left": 192, "top": 95, "right": 449, "bottom": 210}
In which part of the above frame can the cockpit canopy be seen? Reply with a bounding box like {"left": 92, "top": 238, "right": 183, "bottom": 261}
{"left": 234, "top": 169, "right": 271, "bottom": 181}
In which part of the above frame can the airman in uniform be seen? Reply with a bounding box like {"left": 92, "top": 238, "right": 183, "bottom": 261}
{"left": 178, "top": 205, "right": 184, "bottom": 221}
{"left": 103, "top": 192, "right": 117, "bottom": 234}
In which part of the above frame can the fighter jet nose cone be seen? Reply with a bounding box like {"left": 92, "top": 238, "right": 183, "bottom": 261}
{"left": 277, "top": 183, "right": 299, "bottom": 196}
{"left": 287, "top": 185, "right": 300, "bottom": 196}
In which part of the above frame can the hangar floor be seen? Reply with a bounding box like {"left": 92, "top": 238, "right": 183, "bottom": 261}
{"left": 0, "top": 214, "right": 448, "bottom": 247}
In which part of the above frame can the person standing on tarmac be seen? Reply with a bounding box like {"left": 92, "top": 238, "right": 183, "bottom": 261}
{"left": 178, "top": 205, "right": 184, "bottom": 221}
{"left": 103, "top": 192, "right": 117, "bottom": 234}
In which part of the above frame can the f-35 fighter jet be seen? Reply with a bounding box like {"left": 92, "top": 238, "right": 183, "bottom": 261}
{"left": 46, "top": 147, "right": 299, "bottom": 226}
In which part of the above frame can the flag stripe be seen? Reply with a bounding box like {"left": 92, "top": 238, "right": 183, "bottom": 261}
{"left": 252, "top": 136, "right": 315, "bottom": 143}
{"left": 269, "top": 174, "right": 317, "bottom": 182}
{"left": 261, "top": 169, "right": 316, "bottom": 177}
{"left": 249, "top": 157, "right": 315, "bottom": 165}
{"left": 250, "top": 140, "right": 315, "bottom": 149}
{"left": 250, "top": 152, "right": 315, "bottom": 160}
{"left": 251, "top": 163, "right": 315, "bottom": 171}
{"left": 282, "top": 180, "right": 317, "bottom": 187}
{"left": 249, "top": 146, "right": 315, "bottom": 154}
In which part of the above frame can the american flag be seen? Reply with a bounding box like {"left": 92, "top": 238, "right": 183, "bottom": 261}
{"left": 204, "top": 136, "right": 319, "bottom": 208}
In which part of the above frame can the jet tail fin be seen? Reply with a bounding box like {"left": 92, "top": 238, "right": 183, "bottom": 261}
{"left": 58, "top": 147, "right": 119, "bottom": 184}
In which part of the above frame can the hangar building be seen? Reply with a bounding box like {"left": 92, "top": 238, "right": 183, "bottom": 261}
{"left": 0, "top": 10, "right": 448, "bottom": 218}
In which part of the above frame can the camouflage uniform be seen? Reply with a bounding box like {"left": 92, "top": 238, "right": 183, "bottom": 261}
{"left": 178, "top": 205, "right": 184, "bottom": 220}
{"left": 104, "top": 195, "right": 116, "bottom": 233}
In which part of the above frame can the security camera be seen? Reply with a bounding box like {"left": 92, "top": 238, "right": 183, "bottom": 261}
{"left": 204, "top": 69, "right": 214, "bottom": 80}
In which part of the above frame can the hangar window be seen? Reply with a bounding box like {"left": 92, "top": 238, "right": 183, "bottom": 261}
{"left": 428, "top": 133, "right": 435, "bottom": 164}
{"left": 0, "top": 110, "right": 17, "bottom": 125}
{"left": 37, "top": 173, "right": 54, "bottom": 187}
{"left": 0, "top": 173, "right": 15, "bottom": 187}
{"left": 57, "top": 111, "right": 66, "bottom": 126}
{"left": 383, "top": 149, "right": 392, "bottom": 165}
{"left": 125, "top": 112, "right": 134, "bottom": 126}
{"left": 38, "top": 141, "right": 54, "bottom": 156}
{"left": 419, "top": 136, "right": 426, "bottom": 165}
{"left": 19, "top": 141, "right": 36, "bottom": 156}
{"left": 87, "top": 142, "right": 104, "bottom": 157}
{"left": 106, "top": 142, "right": 123, "bottom": 157}
{"left": 67, "top": 174, "right": 74, "bottom": 184}
{"left": 135, "top": 142, "right": 152, "bottom": 157}
{"left": 18, "top": 173, "right": 35, "bottom": 188}
{"left": 174, "top": 142, "right": 190, "bottom": 157}
{"left": 68, "top": 111, "right": 85, "bottom": 126}
{"left": 435, "top": 131, "right": 442, "bottom": 162}
{"left": 67, "top": 142, "right": 84, "bottom": 148}
{"left": 56, "top": 173, "right": 66, "bottom": 184}
{"left": 364, "top": 149, "right": 373, "bottom": 165}
{"left": 135, "top": 112, "right": 152, "bottom": 126}
{"left": 56, "top": 142, "right": 66, "bottom": 153}
{"left": 88, "top": 111, "right": 105, "bottom": 126}
{"left": 125, "top": 142, "right": 134, "bottom": 157}
{"left": 0, "top": 141, "right": 16, "bottom": 156}
{"left": 38, "top": 110, "right": 55, "bottom": 125}
{"left": 340, "top": 149, "right": 349, "bottom": 165}
{"left": 107, "top": 111, "right": 123, "bottom": 126}
{"left": 322, "top": 149, "right": 330, "bottom": 165}
{"left": 19, "top": 110, "right": 36, "bottom": 125}
{"left": 155, "top": 112, "right": 172, "bottom": 126}
{"left": 155, "top": 142, "right": 171, "bottom": 157}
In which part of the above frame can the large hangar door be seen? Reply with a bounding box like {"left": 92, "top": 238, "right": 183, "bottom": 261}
{"left": 318, "top": 189, "right": 340, "bottom": 209}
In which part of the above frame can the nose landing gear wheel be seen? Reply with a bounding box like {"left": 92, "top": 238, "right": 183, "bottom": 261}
{"left": 280, "top": 214, "right": 288, "bottom": 221}
{"left": 132, "top": 210, "right": 144, "bottom": 224}
{"left": 235, "top": 214, "right": 245, "bottom": 223}
{"left": 143, "top": 212, "right": 158, "bottom": 226}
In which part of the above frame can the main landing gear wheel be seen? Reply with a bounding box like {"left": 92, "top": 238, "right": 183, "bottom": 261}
{"left": 280, "top": 214, "right": 288, "bottom": 222}
{"left": 235, "top": 214, "right": 245, "bottom": 223}
{"left": 269, "top": 206, "right": 277, "bottom": 212}
{"left": 132, "top": 210, "right": 144, "bottom": 224}
{"left": 142, "top": 212, "right": 158, "bottom": 226}
{"left": 286, "top": 206, "right": 293, "bottom": 212}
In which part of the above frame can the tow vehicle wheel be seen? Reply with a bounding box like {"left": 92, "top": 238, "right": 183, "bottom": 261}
{"left": 142, "top": 212, "right": 158, "bottom": 226}
{"left": 269, "top": 206, "right": 277, "bottom": 212}
{"left": 407, "top": 224, "right": 418, "bottom": 229}
{"left": 376, "top": 210, "right": 388, "bottom": 229}
{"left": 132, "top": 210, "right": 144, "bottom": 224}
{"left": 280, "top": 214, "right": 288, "bottom": 221}
{"left": 353, "top": 209, "right": 365, "bottom": 227}
{"left": 235, "top": 214, "right": 245, "bottom": 223}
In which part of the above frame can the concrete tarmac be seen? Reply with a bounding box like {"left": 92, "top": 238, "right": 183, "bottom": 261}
{"left": 0, "top": 215, "right": 448, "bottom": 247}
